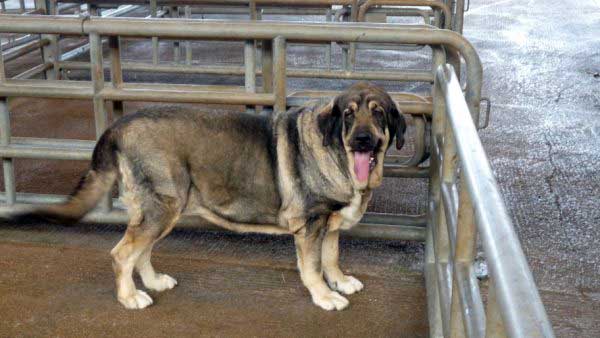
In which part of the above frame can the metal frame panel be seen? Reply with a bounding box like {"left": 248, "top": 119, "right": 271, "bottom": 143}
{"left": 428, "top": 64, "right": 554, "bottom": 337}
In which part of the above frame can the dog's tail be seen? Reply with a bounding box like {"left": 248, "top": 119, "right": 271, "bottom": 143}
{"left": 6, "top": 129, "right": 119, "bottom": 225}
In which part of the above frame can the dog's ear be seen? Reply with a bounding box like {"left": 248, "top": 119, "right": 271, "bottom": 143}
{"left": 317, "top": 97, "right": 344, "bottom": 147}
{"left": 386, "top": 100, "right": 407, "bottom": 150}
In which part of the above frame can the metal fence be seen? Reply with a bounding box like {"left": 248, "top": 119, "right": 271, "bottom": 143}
{"left": 426, "top": 64, "right": 554, "bottom": 337}
{"left": 0, "top": 13, "right": 553, "bottom": 337}
{"left": 0, "top": 14, "right": 484, "bottom": 241}
{"left": 1, "top": 0, "right": 467, "bottom": 80}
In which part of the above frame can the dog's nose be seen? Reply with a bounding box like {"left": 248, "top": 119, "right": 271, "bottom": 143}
{"left": 355, "top": 132, "right": 372, "bottom": 145}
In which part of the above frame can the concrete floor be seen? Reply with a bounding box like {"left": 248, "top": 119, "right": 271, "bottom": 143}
{"left": 0, "top": 0, "right": 599, "bottom": 337}
{"left": 465, "top": 1, "right": 600, "bottom": 335}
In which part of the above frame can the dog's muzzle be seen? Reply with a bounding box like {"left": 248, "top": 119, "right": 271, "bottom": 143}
{"left": 350, "top": 132, "right": 380, "bottom": 183}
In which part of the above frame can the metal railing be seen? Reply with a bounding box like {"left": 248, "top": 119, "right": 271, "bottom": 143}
{"left": 0, "top": 13, "right": 555, "bottom": 337}
{"left": 1, "top": 0, "right": 466, "bottom": 80}
{"left": 0, "top": 14, "right": 482, "bottom": 241}
{"left": 426, "top": 63, "right": 554, "bottom": 337}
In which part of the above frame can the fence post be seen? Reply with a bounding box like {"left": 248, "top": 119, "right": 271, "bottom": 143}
{"left": 90, "top": 32, "right": 111, "bottom": 212}
{"left": 272, "top": 36, "right": 286, "bottom": 115}
{"left": 150, "top": 0, "right": 159, "bottom": 65}
{"left": 34, "top": 0, "right": 58, "bottom": 80}
{"left": 0, "top": 43, "right": 15, "bottom": 205}
{"left": 426, "top": 48, "right": 447, "bottom": 338}
{"left": 109, "top": 36, "right": 123, "bottom": 120}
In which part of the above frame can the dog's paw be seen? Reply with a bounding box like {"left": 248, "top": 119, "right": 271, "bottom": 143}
{"left": 312, "top": 290, "right": 349, "bottom": 311}
{"left": 328, "top": 275, "right": 364, "bottom": 295}
{"left": 118, "top": 290, "right": 154, "bottom": 309}
{"left": 144, "top": 273, "right": 178, "bottom": 292}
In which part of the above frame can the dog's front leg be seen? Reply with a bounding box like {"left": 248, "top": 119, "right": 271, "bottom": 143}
{"left": 322, "top": 229, "right": 364, "bottom": 295}
{"left": 294, "top": 226, "right": 349, "bottom": 311}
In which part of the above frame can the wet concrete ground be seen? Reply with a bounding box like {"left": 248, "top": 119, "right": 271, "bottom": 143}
{"left": 0, "top": 0, "right": 599, "bottom": 337}
{"left": 465, "top": 1, "right": 600, "bottom": 335}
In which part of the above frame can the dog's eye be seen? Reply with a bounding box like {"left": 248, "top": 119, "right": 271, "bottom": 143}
{"left": 343, "top": 108, "right": 354, "bottom": 116}
{"left": 373, "top": 106, "right": 384, "bottom": 115}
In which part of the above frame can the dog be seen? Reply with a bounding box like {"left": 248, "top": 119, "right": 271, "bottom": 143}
{"left": 8, "top": 82, "right": 406, "bottom": 311}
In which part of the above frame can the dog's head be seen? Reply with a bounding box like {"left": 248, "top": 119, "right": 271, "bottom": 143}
{"left": 317, "top": 82, "right": 407, "bottom": 189}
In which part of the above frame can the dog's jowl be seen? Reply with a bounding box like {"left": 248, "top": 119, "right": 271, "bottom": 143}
{"left": 9, "top": 83, "right": 407, "bottom": 311}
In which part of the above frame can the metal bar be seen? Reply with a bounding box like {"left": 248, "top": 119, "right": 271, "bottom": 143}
{"left": 184, "top": 5, "right": 192, "bottom": 65}
{"left": 150, "top": 0, "right": 159, "bottom": 65}
{"left": 346, "top": 223, "right": 425, "bottom": 240}
{"left": 0, "top": 79, "right": 94, "bottom": 98}
{"left": 486, "top": 280, "right": 508, "bottom": 338}
{"left": 441, "top": 181, "right": 457, "bottom": 248}
{"left": 450, "top": 181, "right": 485, "bottom": 338}
{"left": 433, "top": 48, "right": 452, "bottom": 338}
{"left": 55, "top": 0, "right": 359, "bottom": 6}
{"left": 287, "top": 96, "right": 432, "bottom": 115}
{"left": 8, "top": 136, "right": 93, "bottom": 148}
{"left": 13, "top": 62, "right": 53, "bottom": 79}
{"left": 436, "top": 64, "right": 554, "bottom": 338}
{"left": 0, "top": 143, "right": 91, "bottom": 160}
{"left": 446, "top": 46, "right": 461, "bottom": 84}
{"left": 346, "top": 0, "right": 358, "bottom": 70}
{"left": 57, "top": 3, "right": 81, "bottom": 13}
{"left": 261, "top": 39, "right": 273, "bottom": 96}
{"left": 100, "top": 85, "right": 275, "bottom": 105}
{"left": 245, "top": 39, "right": 256, "bottom": 113}
{"left": 358, "top": 0, "right": 451, "bottom": 29}
{"left": 426, "top": 45, "right": 446, "bottom": 338}
{"left": 0, "top": 199, "right": 424, "bottom": 241}
{"left": 0, "top": 78, "right": 431, "bottom": 115}
{"left": 0, "top": 16, "right": 462, "bottom": 45}
{"left": 109, "top": 37, "right": 123, "bottom": 88}
{"left": 169, "top": 6, "right": 181, "bottom": 62}
{"left": 0, "top": 79, "right": 276, "bottom": 105}
{"left": 0, "top": 99, "right": 15, "bottom": 205}
{"left": 2, "top": 38, "right": 48, "bottom": 62}
{"left": 90, "top": 33, "right": 106, "bottom": 137}
{"left": 58, "top": 59, "right": 434, "bottom": 82}
{"left": 0, "top": 44, "right": 14, "bottom": 205}
{"left": 33, "top": 0, "right": 57, "bottom": 80}
{"left": 402, "top": 116, "right": 427, "bottom": 166}
{"left": 361, "top": 212, "right": 427, "bottom": 226}
{"left": 1, "top": 34, "right": 37, "bottom": 51}
{"left": 383, "top": 165, "right": 429, "bottom": 178}
{"left": 109, "top": 36, "right": 124, "bottom": 120}
{"left": 426, "top": 213, "right": 443, "bottom": 338}
{"left": 272, "top": 36, "right": 286, "bottom": 114}
{"left": 94, "top": 4, "right": 139, "bottom": 17}
{"left": 190, "top": 5, "right": 329, "bottom": 15}
{"left": 89, "top": 32, "right": 111, "bottom": 212}
{"left": 453, "top": 0, "right": 465, "bottom": 33}
{"left": 325, "top": 8, "right": 332, "bottom": 70}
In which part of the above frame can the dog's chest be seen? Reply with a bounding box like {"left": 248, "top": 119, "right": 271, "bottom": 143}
{"left": 338, "top": 191, "right": 365, "bottom": 230}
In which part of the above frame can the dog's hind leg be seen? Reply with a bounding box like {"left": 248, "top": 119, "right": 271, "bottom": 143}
{"left": 135, "top": 242, "right": 177, "bottom": 292}
{"left": 111, "top": 154, "right": 188, "bottom": 309}
{"left": 111, "top": 193, "right": 183, "bottom": 309}
{"left": 294, "top": 222, "right": 349, "bottom": 311}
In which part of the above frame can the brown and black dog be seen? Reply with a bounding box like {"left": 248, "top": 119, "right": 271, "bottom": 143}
{"left": 8, "top": 82, "right": 406, "bottom": 311}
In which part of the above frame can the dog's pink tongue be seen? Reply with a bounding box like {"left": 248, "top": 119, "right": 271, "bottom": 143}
{"left": 353, "top": 152, "right": 371, "bottom": 182}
